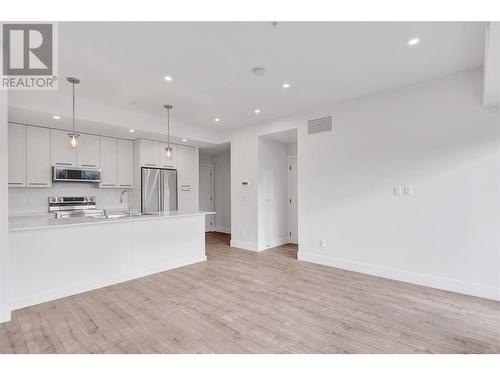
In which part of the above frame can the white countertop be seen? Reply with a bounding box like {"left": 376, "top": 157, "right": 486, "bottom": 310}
{"left": 9, "top": 210, "right": 216, "bottom": 232}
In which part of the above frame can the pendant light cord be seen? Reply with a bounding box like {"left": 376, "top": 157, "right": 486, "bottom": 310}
{"left": 72, "top": 82, "right": 75, "bottom": 133}
{"left": 167, "top": 107, "right": 170, "bottom": 148}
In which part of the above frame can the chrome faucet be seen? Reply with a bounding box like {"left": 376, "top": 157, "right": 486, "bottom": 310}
{"left": 120, "top": 190, "right": 132, "bottom": 216}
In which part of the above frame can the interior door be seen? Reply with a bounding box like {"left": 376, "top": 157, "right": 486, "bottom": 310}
{"left": 142, "top": 168, "right": 160, "bottom": 213}
{"left": 288, "top": 157, "right": 298, "bottom": 244}
{"left": 199, "top": 164, "right": 214, "bottom": 231}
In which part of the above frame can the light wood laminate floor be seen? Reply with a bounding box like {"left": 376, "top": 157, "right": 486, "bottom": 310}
{"left": 1, "top": 232, "right": 499, "bottom": 354}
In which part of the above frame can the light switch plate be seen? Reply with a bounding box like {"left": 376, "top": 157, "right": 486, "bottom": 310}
{"left": 393, "top": 186, "right": 403, "bottom": 196}
{"left": 404, "top": 185, "right": 413, "bottom": 196}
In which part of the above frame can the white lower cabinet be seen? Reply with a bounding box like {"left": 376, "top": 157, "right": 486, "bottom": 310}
{"left": 26, "top": 126, "right": 51, "bottom": 188}
{"left": 8, "top": 123, "right": 26, "bottom": 187}
{"left": 99, "top": 137, "right": 118, "bottom": 188}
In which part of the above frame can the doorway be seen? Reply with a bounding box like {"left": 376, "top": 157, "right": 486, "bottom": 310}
{"left": 199, "top": 163, "right": 214, "bottom": 231}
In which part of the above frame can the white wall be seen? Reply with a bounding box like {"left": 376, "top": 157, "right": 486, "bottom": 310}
{"left": 0, "top": 90, "right": 10, "bottom": 322}
{"left": 230, "top": 136, "right": 259, "bottom": 250}
{"left": 214, "top": 150, "right": 231, "bottom": 233}
{"left": 257, "top": 138, "right": 288, "bottom": 250}
{"left": 230, "top": 69, "right": 500, "bottom": 300}
{"left": 287, "top": 142, "right": 298, "bottom": 156}
{"left": 9, "top": 184, "right": 132, "bottom": 216}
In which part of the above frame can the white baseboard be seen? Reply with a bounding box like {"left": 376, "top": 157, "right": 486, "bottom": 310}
{"left": 230, "top": 239, "right": 258, "bottom": 251}
{"left": 259, "top": 237, "right": 289, "bottom": 251}
{"left": 213, "top": 227, "right": 231, "bottom": 234}
{"left": 298, "top": 252, "right": 500, "bottom": 301}
{"left": 10, "top": 255, "right": 207, "bottom": 310}
{"left": 0, "top": 309, "right": 11, "bottom": 323}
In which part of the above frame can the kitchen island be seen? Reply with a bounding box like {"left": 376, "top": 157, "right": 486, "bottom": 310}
{"left": 9, "top": 211, "right": 214, "bottom": 310}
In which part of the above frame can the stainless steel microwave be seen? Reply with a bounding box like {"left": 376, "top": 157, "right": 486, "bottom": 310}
{"left": 52, "top": 166, "right": 101, "bottom": 183}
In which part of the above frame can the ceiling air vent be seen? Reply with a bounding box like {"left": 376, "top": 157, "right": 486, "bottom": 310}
{"left": 307, "top": 116, "right": 332, "bottom": 135}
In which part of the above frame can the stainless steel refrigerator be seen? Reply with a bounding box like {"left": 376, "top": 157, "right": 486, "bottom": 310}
{"left": 141, "top": 168, "right": 178, "bottom": 213}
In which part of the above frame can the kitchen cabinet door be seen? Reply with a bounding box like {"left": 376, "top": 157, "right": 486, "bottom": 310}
{"left": 178, "top": 188, "right": 195, "bottom": 212}
{"left": 77, "top": 134, "right": 100, "bottom": 168}
{"left": 160, "top": 143, "right": 177, "bottom": 168}
{"left": 176, "top": 145, "right": 195, "bottom": 211}
{"left": 99, "top": 137, "right": 118, "bottom": 188}
{"left": 26, "top": 126, "right": 51, "bottom": 188}
{"left": 139, "top": 139, "right": 160, "bottom": 167}
{"left": 51, "top": 129, "right": 76, "bottom": 167}
{"left": 176, "top": 145, "right": 194, "bottom": 185}
{"left": 117, "top": 139, "right": 134, "bottom": 188}
{"left": 8, "top": 123, "right": 26, "bottom": 187}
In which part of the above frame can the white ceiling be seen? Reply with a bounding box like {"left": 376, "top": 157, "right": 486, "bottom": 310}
{"left": 9, "top": 22, "right": 485, "bottom": 133}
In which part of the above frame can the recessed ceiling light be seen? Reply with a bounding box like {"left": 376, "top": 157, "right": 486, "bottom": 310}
{"left": 408, "top": 38, "right": 420, "bottom": 46}
{"left": 214, "top": 118, "right": 220, "bottom": 122}
{"left": 164, "top": 76, "right": 173, "bottom": 81}
{"left": 282, "top": 83, "right": 291, "bottom": 89}
{"left": 254, "top": 109, "right": 261, "bottom": 114}
{"left": 52, "top": 115, "right": 61, "bottom": 120}
{"left": 129, "top": 129, "right": 135, "bottom": 133}
{"left": 182, "top": 138, "right": 187, "bottom": 142}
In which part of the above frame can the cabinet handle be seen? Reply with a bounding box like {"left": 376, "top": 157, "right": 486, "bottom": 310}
{"left": 101, "top": 184, "right": 117, "bottom": 187}
{"left": 28, "top": 182, "right": 49, "bottom": 186}
{"left": 9, "top": 182, "right": 24, "bottom": 185}
{"left": 163, "top": 165, "right": 174, "bottom": 168}
{"left": 55, "top": 162, "right": 72, "bottom": 166}
{"left": 119, "top": 184, "right": 132, "bottom": 187}
{"left": 145, "top": 163, "right": 157, "bottom": 167}
{"left": 81, "top": 164, "right": 97, "bottom": 168}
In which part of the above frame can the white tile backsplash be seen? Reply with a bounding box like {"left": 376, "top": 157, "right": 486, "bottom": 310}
{"left": 8, "top": 182, "right": 132, "bottom": 215}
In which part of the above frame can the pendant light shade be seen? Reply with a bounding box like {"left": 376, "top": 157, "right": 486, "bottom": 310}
{"left": 164, "top": 104, "right": 173, "bottom": 160}
{"left": 67, "top": 77, "right": 80, "bottom": 149}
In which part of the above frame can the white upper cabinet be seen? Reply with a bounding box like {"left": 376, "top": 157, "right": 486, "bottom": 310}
{"left": 76, "top": 134, "right": 100, "bottom": 169}
{"left": 26, "top": 126, "right": 51, "bottom": 188}
{"left": 117, "top": 139, "right": 134, "bottom": 188}
{"left": 160, "top": 143, "right": 177, "bottom": 169}
{"left": 176, "top": 145, "right": 194, "bottom": 186}
{"left": 51, "top": 129, "right": 76, "bottom": 167}
{"left": 138, "top": 139, "right": 160, "bottom": 167}
{"left": 8, "top": 123, "right": 26, "bottom": 187}
{"left": 99, "top": 137, "right": 118, "bottom": 188}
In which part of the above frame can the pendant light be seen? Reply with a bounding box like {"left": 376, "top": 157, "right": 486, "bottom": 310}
{"left": 164, "top": 104, "right": 173, "bottom": 160}
{"left": 67, "top": 77, "right": 80, "bottom": 149}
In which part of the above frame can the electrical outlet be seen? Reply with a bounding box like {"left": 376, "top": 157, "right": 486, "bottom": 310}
{"left": 320, "top": 240, "right": 326, "bottom": 248}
